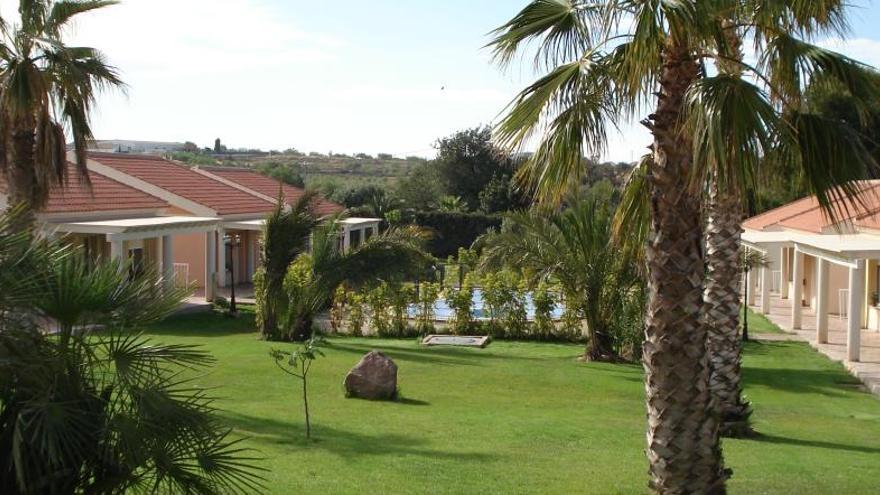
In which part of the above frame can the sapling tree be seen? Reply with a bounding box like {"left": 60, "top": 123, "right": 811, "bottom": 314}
{"left": 270, "top": 336, "right": 325, "bottom": 439}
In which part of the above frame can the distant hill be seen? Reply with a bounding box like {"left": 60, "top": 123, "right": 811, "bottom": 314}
{"left": 167, "top": 151, "right": 428, "bottom": 189}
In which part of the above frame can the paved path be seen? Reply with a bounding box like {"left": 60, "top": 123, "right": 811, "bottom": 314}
{"left": 749, "top": 295, "right": 880, "bottom": 397}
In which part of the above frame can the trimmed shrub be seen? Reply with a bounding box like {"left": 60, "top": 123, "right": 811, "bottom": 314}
{"left": 412, "top": 211, "right": 501, "bottom": 258}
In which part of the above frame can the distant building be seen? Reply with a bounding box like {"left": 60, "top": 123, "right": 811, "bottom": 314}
{"left": 81, "top": 140, "right": 187, "bottom": 154}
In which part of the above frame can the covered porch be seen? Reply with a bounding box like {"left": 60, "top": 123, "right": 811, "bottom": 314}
{"left": 51, "top": 216, "right": 221, "bottom": 291}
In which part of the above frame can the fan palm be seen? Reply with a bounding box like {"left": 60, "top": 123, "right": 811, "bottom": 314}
{"left": 0, "top": 0, "right": 124, "bottom": 228}
{"left": 0, "top": 208, "right": 264, "bottom": 494}
{"left": 478, "top": 193, "right": 643, "bottom": 361}
{"left": 489, "top": 1, "right": 879, "bottom": 491}
{"left": 256, "top": 192, "right": 321, "bottom": 337}
{"left": 256, "top": 195, "right": 431, "bottom": 342}
{"left": 277, "top": 222, "right": 430, "bottom": 341}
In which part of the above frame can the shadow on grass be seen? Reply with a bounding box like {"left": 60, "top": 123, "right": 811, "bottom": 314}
{"left": 144, "top": 311, "right": 260, "bottom": 338}
{"left": 743, "top": 365, "right": 864, "bottom": 397}
{"left": 746, "top": 432, "right": 880, "bottom": 455}
{"left": 327, "top": 341, "right": 550, "bottom": 368}
{"left": 223, "top": 411, "right": 497, "bottom": 462}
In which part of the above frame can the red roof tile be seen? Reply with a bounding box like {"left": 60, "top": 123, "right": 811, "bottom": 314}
{"left": 744, "top": 181, "right": 880, "bottom": 233}
{"left": 0, "top": 164, "right": 168, "bottom": 214}
{"left": 90, "top": 153, "right": 274, "bottom": 216}
{"left": 201, "top": 167, "right": 343, "bottom": 216}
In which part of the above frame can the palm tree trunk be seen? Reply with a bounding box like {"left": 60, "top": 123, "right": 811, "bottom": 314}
{"left": 644, "top": 39, "right": 727, "bottom": 494}
{"left": 705, "top": 184, "right": 753, "bottom": 437}
{"left": 5, "top": 126, "right": 39, "bottom": 231}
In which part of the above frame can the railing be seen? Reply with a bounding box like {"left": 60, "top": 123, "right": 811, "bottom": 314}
{"left": 839, "top": 289, "right": 849, "bottom": 320}
{"left": 173, "top": 263, "right": 190, "bottom": 288}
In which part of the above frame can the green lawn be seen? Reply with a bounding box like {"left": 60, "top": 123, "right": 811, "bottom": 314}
{"left": 142, "top": 309, "right": 880, "bottom": 494}
{"left": 747, "top": 309, "right": 786, "bottom": 335}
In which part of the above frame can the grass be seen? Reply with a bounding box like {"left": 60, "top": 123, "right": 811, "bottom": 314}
{"left": 746, "top": 309, "right": 786, "bottom": 335}
{"left": 141, "top": 308, "right": 880, "bottom": 494}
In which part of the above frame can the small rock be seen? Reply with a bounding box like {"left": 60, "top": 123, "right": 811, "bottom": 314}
{"left": 344, "top": 351, "right": 398, "bottom": 400}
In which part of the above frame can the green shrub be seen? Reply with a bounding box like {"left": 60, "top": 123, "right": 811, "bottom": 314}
{"left": 445, "top": 280, "right": 474, "bottom": 335}
{"left": 367, "top": 283, "right": 392, "bottom": 336}
{"left": 503, "top": 280, "right": 528, "bottom": 338}
{"left": 347, "top": 291, "right": 366, "bottom": 336}
{"left": 412, "top": 211, "right": 502, "bottom": 258}
{"left": 330, "top": 286, "right": 347, "bottom": 334}
{"left": 532, "top": 284, "right": 557, "bottom": 339}
{"left": 390, "top": 283, "right": 416, "bottom": 337}
{"left": 416, "top": 282, "right": 440, "bottom": 334}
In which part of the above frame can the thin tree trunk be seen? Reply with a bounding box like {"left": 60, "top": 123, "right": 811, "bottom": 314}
{"left": 644, "top": 38, "right": 728, "bottom": 494}
{"left": 705, "top": 184, "right": 753, "bottom": 437}
{"left": 302, "top": 376, "right": 311, "bottom": 439}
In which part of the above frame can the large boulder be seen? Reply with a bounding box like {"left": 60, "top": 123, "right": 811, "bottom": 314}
{"left": 344, "top": 351, "right": 398, "bottom": 400}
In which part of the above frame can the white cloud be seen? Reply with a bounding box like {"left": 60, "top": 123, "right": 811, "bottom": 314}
{"left": 817, "top": 37, "right": 880, "bottom": 69}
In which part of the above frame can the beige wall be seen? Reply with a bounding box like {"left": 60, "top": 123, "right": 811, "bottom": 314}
{"left": 174, "top": 232, "right": 207, "bottom": 288}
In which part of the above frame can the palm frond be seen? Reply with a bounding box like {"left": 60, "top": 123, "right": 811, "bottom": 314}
{"left": 46, "top": 1, "right": 119, "bottom": 36}
{"left": 487, "top": 0, "right": 613, "bottom": 69}
{"left": 683, "top": 74, "right": 777, "bottom": 194}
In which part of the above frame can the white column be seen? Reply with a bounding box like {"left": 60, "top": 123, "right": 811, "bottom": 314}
{"left": 216, "top": 228, "right": 226, "bottom": 288}
{"left": 781, "top": 247, "right": 790, "bottom": 299}
{"left": 246, "top": 231, "right": 255, "bottom": 282}
{"left": 816, "top": 258, "right": 829, "bottom": 344}
{"left": 760, "top": 265, "right": 771, "bottom": 314}
{"left": 847, "top": 259, "right": 865, "bottom": 362}
{"left": 205, "top": 231, "right": 216, "bottom": 301}
{"left": 342, "top": 226, "right": 351, "bottom": 253}
{"left": 110, "top": 239, "right": 124, "bottom": 266}
{"left": 791, "top": 250, "right": 803, "bottom": 329}
{"left": 162, "top": 234, "right": 174, "bottom": 289}
{"left": 746, "top": 267, "right": 757, "bottom": 307}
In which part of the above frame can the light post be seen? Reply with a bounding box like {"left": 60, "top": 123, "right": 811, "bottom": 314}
{"left": 225, "top": 232, "right": 241, "bottom": 316}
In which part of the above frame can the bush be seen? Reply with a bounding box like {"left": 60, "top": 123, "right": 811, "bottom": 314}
{"left": 212, "top": 295, "right": 230, "bottom": 310}
{"left": 445, "top": 277, "right": 475, "bottom": 335}
{"left": 532, "top": 283, "right": 557, "bottom": 339}
{"left": 367, "top": 283, "right": 392, "bottom": 336}
{"left": 412, "top": 211, "right": 501, "bottom": 258}
{"left": 389, "top": 283, "right": 416, "bottom": 337}
{"left": 416, "top": 282, "right": 440, "bottom": 334}
{"left": 347, "top": 291, "right": 366, "bottom": 337}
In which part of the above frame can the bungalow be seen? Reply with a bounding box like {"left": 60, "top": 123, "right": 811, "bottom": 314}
{"left": 742, "top": 181, "right": 880, "bottom": 362}
{"left": 0, "top": 152, "right": 368, "bottom": 303}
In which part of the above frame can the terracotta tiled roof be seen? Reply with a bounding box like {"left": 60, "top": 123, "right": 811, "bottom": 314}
{"left": 90, "top": 153, "right": 275, "bottom": 216}
{"left": 0, "top": 164, "right": 168, "bottom": 214}
{"left": 743, "top": 181, "right": 880, "bottom": 233}
{"left": 200, "top": 167, "right": 344, "bottom": 216}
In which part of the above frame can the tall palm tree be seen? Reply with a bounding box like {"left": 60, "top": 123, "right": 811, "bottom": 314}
{"left": 0, "top": 0, "right": 124, "bottom": 227}
{"left": 489, "top": 1, "right": 878, "bottom": 491}
{"left": 478, "top": 194, "right": 643, "bottom": 361}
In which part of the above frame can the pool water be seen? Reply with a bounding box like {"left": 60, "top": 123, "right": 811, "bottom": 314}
{"left": 407, "top": 289, "right": 565, "bottom": 321}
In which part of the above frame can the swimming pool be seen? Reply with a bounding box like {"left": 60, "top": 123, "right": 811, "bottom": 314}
{"left": 408, "top": 288, "right": 565, "bottom": 321}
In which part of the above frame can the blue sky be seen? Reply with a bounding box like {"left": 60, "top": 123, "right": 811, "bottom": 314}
{"left": 55, "top": 0, "right": 880, "bottom": 161}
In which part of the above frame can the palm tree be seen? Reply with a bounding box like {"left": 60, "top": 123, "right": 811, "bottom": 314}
{"left": 256, "top": 192, "right": 320, "bottom": 337}
{"left": 0, "top": 207, "right": 264, "bottom": 494}
{"left": 478, "top": 193, "right": 643, "bottom": 361}
{"left": 0, "top": 0, "right": 124, "bottom": 228}
{"left": 489, "top": 1, "right": 878, "bottom": 491}
{"left": 256, "top": 194, "right": 431, "bottom": 342}
{"left": 278, "top": 222, "right": 430, "bottom": 341}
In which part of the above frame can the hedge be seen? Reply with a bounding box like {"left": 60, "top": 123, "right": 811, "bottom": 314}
{"left": 412, "top": 211, "right": 502, "bottom": 258}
